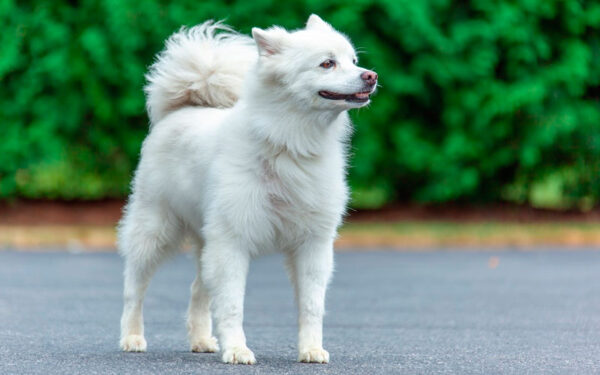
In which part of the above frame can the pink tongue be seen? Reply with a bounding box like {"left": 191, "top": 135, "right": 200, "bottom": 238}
{"left": 354, "top": 92, "right": 369, "bottom": 99}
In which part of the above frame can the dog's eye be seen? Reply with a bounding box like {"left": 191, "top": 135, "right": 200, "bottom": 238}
{"left": 320, "top": 59, "right": 336, "bottom": 69}
{"left": 352, "top": 58, "right": 357, "bottom": 65}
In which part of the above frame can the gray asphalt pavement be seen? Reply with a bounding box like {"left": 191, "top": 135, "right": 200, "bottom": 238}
{"left": 1, "top": 249, "right": 600, "bottom": 374}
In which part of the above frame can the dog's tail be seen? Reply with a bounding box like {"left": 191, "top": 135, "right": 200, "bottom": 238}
{"left": 144, "top": 20, "right": 257, "bottom": 125}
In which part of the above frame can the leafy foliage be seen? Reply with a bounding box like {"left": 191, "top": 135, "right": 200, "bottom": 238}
{"left": 2, "top": 0, "right": 600, "bottom": 208}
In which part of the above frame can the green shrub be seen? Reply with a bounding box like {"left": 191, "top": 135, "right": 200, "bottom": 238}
{"left": 2, "top": 0, "right": 600, "bottom": 208}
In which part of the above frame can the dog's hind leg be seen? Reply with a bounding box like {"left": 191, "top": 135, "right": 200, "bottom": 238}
{"left": 118, "top": 204, "right": 183, "bottom": 352}
{"left": 187, "top": 233, "right": 219, "bottom": 353}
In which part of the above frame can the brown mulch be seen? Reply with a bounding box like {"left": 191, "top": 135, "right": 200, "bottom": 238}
{"left": 347, "top": 203, "right": 600, "bottom": 223}
{"left": 0, "top": 199, "right": 125, "bottom": 226}
{"left": 1, "top": 199, "right": 600, "bottom": 226}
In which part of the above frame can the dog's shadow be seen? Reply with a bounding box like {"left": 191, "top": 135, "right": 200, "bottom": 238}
{"left": 110, "top": 350, "right": 334, "bottom": 373}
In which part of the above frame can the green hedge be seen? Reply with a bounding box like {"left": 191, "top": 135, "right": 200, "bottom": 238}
{"left": 2, "top": 0, "right": 600, "bottom": 208}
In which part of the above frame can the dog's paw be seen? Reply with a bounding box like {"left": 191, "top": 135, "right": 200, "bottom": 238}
{"left": 190, "top": 336, "right": 219, "bottom": 353}
{"left": 120, "top": 334, "right": 147, "bottom": 352}
{"left": 222, "top": 346, "right": 256, "bottom": 364}
{"left": 298, "top": 348, "right": 329, "bottom": 363}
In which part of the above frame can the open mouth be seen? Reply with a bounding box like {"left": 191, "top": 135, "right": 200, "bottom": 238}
{"left": 318, "top": 90, "right": 371, "bottom": 103}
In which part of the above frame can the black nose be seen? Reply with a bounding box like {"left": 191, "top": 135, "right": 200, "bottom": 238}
{"left": 361, "top": 70, "right": 378, "bottom": 86}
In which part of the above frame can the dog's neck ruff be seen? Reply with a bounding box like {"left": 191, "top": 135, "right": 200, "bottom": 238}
{"left": 243, "top": 97, "right": 350, "bottom": 160}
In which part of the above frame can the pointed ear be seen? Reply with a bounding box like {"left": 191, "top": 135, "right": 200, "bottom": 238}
{"left": 252, "top": 27, "right": 286, "bottom": 56}
{"left": 306, "top": 14, "right": 333, "bottom": 31}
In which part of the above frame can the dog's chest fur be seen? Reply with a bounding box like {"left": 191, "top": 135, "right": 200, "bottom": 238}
{"left": 257, "top": 151, "right": 344, "bottom": 243}
{"left": 262, "top": 154, "right": 323, "bottom": 216}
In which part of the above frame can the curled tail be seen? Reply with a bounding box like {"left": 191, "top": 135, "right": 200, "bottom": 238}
{"left": 144, "top": 20, "right": 257, "bottom": 125}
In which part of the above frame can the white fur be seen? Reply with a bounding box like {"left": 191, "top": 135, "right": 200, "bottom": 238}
{"left": 119, "top": 14, "right": 377, "bottom": 364}
{"left": 144, "top": 21, "right": 257, "bottom": 124}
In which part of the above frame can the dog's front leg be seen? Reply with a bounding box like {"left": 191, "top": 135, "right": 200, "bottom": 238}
{"left": 289, "top": 238, "right": 334, "bottom": 363}
{"left": 201, "top": 241, "right": 256, "bottom": 364}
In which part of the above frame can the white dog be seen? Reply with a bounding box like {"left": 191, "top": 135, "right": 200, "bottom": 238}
{"left": 118, "top": 14, "right": 377, "bottom": 364}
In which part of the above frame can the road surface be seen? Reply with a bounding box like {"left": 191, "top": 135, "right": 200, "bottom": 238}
{"left": 1, "top": 249, "right": 599, "bottom": 374}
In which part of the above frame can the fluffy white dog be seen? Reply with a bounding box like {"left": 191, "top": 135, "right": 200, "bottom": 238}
{"left": 118, "top": 14, "right": 377, "bottom": 364}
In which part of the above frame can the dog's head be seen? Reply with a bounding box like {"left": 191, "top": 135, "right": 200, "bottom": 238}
{"left": 251, "top": 15, "right": 377, "bottom": 111}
